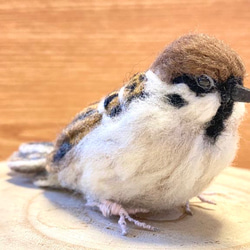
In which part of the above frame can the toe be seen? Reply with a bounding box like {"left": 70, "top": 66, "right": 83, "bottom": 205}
{"left": 198, "top": 195, "right": 216, "bottom": 205}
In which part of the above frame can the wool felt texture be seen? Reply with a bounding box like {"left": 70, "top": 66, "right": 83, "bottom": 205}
{"left": 7, "top": 33, "right": 248, "bottom": 235}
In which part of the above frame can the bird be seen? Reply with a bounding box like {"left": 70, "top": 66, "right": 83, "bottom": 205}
{"left": 8, "top": 33, "right": 250, "bottom": 236}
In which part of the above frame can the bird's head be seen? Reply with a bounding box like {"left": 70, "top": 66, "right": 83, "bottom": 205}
{"left": 149, "top": 34, "right": 248, "bottom": 140}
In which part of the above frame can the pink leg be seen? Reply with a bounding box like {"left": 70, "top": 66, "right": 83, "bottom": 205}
{"left": 87, "top": 200, "right": 157, "bottom": 236}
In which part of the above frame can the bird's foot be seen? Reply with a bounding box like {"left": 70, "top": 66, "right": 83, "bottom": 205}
{"left": 87, "top": 200, "right": 157, "bottom": 236}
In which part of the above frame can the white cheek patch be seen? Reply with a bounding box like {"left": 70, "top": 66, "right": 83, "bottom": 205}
{"left": 145, "top": 70, "right": 221, "bottom": 123}
{"left": 169, "top": 84, "right": 220, "bottom": 123}
{"left": 192, "top": 93, "right": 220, "bottom": 123}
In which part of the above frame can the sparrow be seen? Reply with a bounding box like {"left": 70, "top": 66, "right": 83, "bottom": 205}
{"left": 8, "top": 33, "right": 250, "bottom": 236}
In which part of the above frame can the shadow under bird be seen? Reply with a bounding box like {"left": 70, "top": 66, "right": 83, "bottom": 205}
{"left": 8, "top": 33, "right": 250, "bottom": 235}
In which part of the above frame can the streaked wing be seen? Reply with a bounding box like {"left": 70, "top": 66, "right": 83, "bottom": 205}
{"left": 48, "top": 72, "right": 148, "bottom": 172}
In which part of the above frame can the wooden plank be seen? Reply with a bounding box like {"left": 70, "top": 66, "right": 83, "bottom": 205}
{"left": 0, "top": 161, "right": 249, "bottom": 249}
{"left": 0, "top": 0, "right": 250, "bottom": 169}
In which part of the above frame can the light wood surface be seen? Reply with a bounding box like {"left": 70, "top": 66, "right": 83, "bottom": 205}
{"left": 0, "top": 0, "right": 250, "bottom": 169}
{"left": 0, "top": 162, "right": 249, "bottom": 249}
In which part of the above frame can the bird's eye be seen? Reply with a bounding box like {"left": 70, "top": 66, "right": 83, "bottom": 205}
{"left": 172, "top": 74, "right": 216, "bottom": 96}
{"left": 196, "top": 75, "right": 214, "bottom": 90}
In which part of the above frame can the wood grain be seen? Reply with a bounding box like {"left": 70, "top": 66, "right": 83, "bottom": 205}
{"left": 0, "top": 0, "right": 250, "bottom": 168}
{"left": 1, "top": 162, "right": 250, "bottom": 249}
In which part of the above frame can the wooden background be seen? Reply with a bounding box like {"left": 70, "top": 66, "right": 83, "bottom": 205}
{"left": 0, "top": 0, "right": 250, "bottom": 169}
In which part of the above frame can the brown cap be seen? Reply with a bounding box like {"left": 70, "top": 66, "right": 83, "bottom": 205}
{"left": 150, "top": 34, "right": 245, "bottom": 84}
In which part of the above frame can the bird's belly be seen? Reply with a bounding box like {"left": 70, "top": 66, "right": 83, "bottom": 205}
{"left": 57, "top": 106, "right": 239, "bottom": 211}
{"left": 57, "top": 136, "right": 235, "bottom": 212}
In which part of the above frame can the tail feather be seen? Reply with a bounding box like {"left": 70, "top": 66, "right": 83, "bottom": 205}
{"left": 8, "top": 142, "right": 54, "bottom": 173}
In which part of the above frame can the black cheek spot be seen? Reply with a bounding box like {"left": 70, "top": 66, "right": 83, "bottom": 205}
{"left": 164, "top": 94, "right": 188, "bottom": 108}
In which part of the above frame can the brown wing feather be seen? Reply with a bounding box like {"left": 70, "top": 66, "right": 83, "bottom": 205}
{"left": 47, "top": 72, "right": 147, "bottom": 173}
{"left": 123, "top": 73, "right": 147, "bottom": 104}
{"left": 47, "top": 103, "right": 102, "bottom": 172}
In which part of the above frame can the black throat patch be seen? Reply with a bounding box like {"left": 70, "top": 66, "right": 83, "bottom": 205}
{"left": 205, "top": 77, "right": 240, "bottom": 142}
{"left": 172, "top": 74, "right": 240, "bottom": 142}
{"left": 205, "top": 100, "right": 234, "bottom": 141}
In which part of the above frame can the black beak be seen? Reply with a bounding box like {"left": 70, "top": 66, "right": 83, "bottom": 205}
{"left": 231, "top": 84, "right": 250, "bottom": 103}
